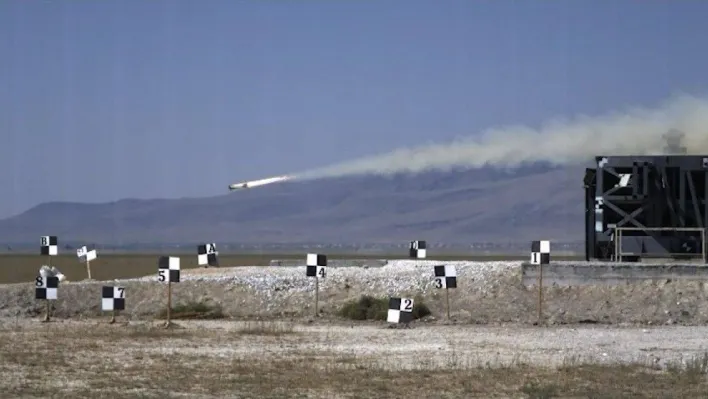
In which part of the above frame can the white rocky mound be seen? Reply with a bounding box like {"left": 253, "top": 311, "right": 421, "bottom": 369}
{"left": 39, "top": 265, "right": 67, "bottom": 282}
{"left": 122, "top": 260, "right": 520, "bottom": 295}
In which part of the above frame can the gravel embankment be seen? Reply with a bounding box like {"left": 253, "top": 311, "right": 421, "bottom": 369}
{"left": 131, "top": 259, "right": 519, "bottom": 295}
{"left": 2, "top": 260, "right": 708, "bottom": 326}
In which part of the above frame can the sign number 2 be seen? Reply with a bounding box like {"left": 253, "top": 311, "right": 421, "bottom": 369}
{"left": 403, "top": 299, "right": 413, "bottom": 311}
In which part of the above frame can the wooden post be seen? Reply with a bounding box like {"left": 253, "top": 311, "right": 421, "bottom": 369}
{"left": 314, "top": 278, "right": 319, "bottom": 317}
{"left": 165, "top": 280, "right": 172, "bottom": 327}
{"left": 537, "top": 263, "right": 543, "bottom": 325}
{"left": 445, "top": 287, "right": 451, "bottom": 321}
{"left": 86, "top": 259, "right": 92, "bottom": 280}
{"left": 43, "top": 300, "right": 51, "bottom": 322}
{"left": 109, "top": 309, "right": 116, "bottom": 324}
{"left": 44, "top": 254, "right": 51, "bottom": 322}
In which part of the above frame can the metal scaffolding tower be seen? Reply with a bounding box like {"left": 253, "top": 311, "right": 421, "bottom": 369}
{"left": 584, "top": 155, "right": 708, "bottom": 262}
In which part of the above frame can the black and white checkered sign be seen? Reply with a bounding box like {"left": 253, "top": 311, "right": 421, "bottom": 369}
{"left": 197, "top": 243, "right": 219, "bottom": 267}
{"left": 409, "top": 240, "right": 426, "bottom": 259}
{"left": 387, "top": 297, "right": 414, "bottom": 323}
{"left": 35, "top": 275, "right": 59, "bottom": 300}
{"left": 101, "top": 286, "right": 125, "bottom": 311}
{"left": 158, "top": 256, "right": 180, "bottom": 283}
{"left": 530, "top": 240, "right": 551, "bottom": 265}
{"left": 306, "top": 253, "right": 327, "bottom": 278}
{"left": 40, "top": 236, "right": 58, "bottom": 256}
{"left": 76, "top": 246, "right": 97, "bottom": 262}
{"left": 433, "top": 265, "right": 457, "bottom": 289}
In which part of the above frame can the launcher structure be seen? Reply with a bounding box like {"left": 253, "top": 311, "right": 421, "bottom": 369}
{"left": 584, "top": 155, "right": 708, "bottom": 262}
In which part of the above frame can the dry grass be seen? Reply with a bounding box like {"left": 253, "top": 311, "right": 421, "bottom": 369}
{"left": 0, "top": 321, "right": 706, "bottom": 398}
{"left": 236, "top": 320, "right": 297, "bottom": 336}
{"left": 155, "top": 300, "right": 227, "bottom": 320}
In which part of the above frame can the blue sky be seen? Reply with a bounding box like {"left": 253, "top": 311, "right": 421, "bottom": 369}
{"left": 1, "top": 1, "right": 707, "bottom": 218}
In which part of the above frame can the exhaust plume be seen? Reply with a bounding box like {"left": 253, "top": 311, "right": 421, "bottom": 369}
{"left": 294, "top": 94, "right": 708, "bottom": 180}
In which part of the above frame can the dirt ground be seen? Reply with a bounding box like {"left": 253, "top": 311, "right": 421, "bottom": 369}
{"left": 1, "top": 319, "right": 707, "bottom": 398}
{"left": 3, "top": 259, "right": 708, "bottom": 397}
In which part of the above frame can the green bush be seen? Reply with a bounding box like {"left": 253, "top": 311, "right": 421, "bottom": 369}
{"left": 338, "top": 295, "right": 431, "bottom": 321}
{"left": 157, "top": 300, "right": 226, "bottom": 320}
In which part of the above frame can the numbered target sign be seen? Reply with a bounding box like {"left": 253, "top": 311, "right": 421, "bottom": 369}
{"left": 433, "top": 265, "right": 457, "bottom": 289}
{"left": 305, "top": 253, "right": 327, "bottom": 278}
{"left": 387, "top": 297, "right": 414, "bottom": 323}
{"left": 40, "top": 236, "right": 58, "bottom": 256}
{"left": 76, "top": 246, "right": 97, "bottom": 262}
{"left": 101, "top": 286, "right": 125, "bottom": 311}
{"left": 197, "top": 243, "right": 219, "bottom": 267}
{"left": 158, "top": 256, "right": 181, "bottom": 283}
{"left": 409, "top": 240, "right": 426, "bottom": 259}
{"left": 530, "top": 240, "right": 551, "bottom": 265}
{"left": 35, "top": 275, "right": 59, "bottom": 300}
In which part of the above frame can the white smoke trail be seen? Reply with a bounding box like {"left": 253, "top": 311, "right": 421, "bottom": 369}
{"left": 293, "top": 94, "right": 708, "bottom": 180}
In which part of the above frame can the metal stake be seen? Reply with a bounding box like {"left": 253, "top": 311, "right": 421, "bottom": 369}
{"left": 538, "top": 263, "right": 543, "bottom": 325}
{"left": 314, "top": 278, "right": 319, "bottom": 317}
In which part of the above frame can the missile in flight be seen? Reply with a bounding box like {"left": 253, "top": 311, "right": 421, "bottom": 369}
{"left": 228, "top": 175, "right": 292, "bottom": 191}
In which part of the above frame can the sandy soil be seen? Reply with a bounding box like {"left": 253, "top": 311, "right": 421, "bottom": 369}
{"left": 120, "top": 320, "right": 708, "bottom": 369}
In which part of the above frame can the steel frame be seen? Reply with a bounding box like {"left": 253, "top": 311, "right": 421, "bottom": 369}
{"left": 614, "top": 227, "right": 706, "bottom": 263}
{"left": 584, "top": 155, "right": 708, "bottom": 261}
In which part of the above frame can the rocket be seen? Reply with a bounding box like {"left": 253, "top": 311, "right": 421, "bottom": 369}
{"left": 228, "top": 175, "right": 292, "bottom": 191}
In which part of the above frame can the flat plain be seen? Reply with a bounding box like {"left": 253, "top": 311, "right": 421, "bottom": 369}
{"left": 0, "top": 253, "right": 584, "bottom": 284}
{"left": 2, "top": 319, "right": 708, "bottom": 398}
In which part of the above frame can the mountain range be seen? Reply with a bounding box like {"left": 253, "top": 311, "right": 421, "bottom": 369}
{"left": 0, "top": 163, "right": 588, "bottom": 246}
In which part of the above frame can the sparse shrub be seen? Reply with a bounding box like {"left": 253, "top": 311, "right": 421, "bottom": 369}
{"left": 157, "top": 300, "right": 226, "bottom": 320}
{"left": 666, "top": 352, "right": 708, "bottom": 383}
{"left": 411, "top": 295, "right": 432, "bottom": 319}
{"left": 338, "top": 295, "right": 388, "bottom": 320}
{"left": 338, "top": 295, "right": 431, "bottom": 321}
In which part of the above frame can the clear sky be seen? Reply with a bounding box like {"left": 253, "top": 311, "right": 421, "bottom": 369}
{"left": 1, "top": 1, "right": 708, "bottom": 218}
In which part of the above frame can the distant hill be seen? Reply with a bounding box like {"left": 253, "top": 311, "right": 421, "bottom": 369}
{"left": 0, "top": 164, "right": 588, "bottom": 245}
